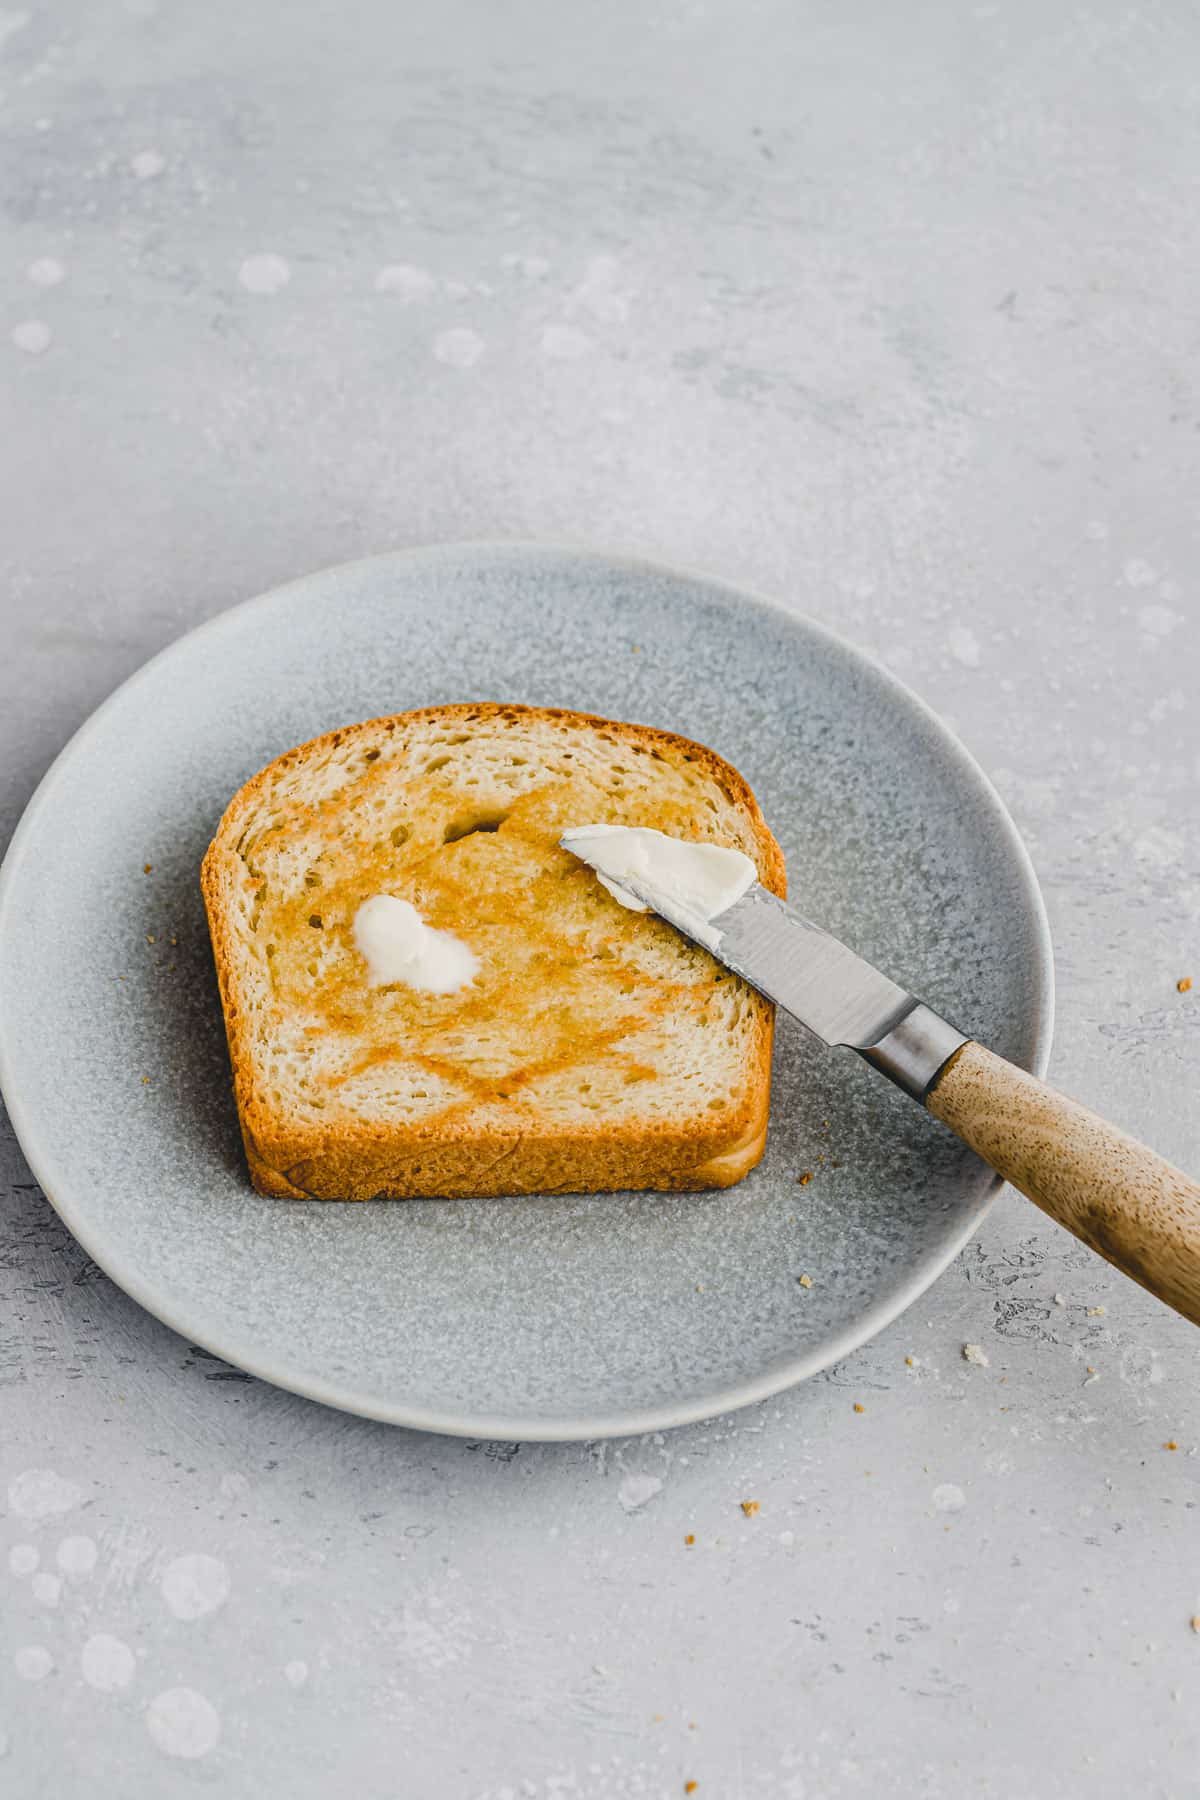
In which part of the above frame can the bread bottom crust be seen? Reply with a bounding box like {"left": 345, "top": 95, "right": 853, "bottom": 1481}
{"left": 242, "top": 1086, "right": 771, "bottom": 1200}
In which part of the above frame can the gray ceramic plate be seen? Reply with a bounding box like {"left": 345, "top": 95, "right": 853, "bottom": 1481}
{"left": 0, "top": 545, "right": 1052, "bottom": 1439}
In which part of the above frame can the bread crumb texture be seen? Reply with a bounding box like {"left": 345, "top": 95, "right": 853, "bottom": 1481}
{"left": 202, "top": 705, "right": 785, "bottom": 1199}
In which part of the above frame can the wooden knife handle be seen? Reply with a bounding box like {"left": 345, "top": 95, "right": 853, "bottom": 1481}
{"left": 926, "top": 1041, "right": 1200, "bottom": 1326}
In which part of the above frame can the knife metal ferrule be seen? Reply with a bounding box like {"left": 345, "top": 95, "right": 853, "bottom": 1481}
{"left": 857, "top": 1003, "right": 969, "bottom": 1101}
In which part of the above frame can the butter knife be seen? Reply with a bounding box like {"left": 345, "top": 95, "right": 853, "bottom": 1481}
{"left": 563, "top": 851, "right": 1200, "bottom": 1327}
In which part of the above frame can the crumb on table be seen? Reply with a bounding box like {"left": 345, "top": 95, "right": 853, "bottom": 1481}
{"left": 796, "top": 1171, "right": 813, "bottom": 1186}
{"left": 142, "top": 862, "right": 153, "bottom": 874}
{"left": 1165, "top": 1440, "right": 1179, "bottom": 1451}
{"left": 797, "top": 1273, "right": 813, "bottom": 1289}
{"left": 853, "top": 1402, "right": 865, "bottom": 1414}
{"left": 684, "top": 1534, "right": 695, "bottom": 1546}
{"left": 685, "top": 1783, "right": 699, "bottom": 1794}
{"left": 1178, "top": 976, "right": 1192, "bottom": 993}
{"left": 1087, "top": 1305, "right": 1106, "bottom": 1317}
{"left": 962, "top": 1343, "right": 990, "bottom": 1367}
{"left": 740, "top": 1500, "right": 759, "bottom": 1517}
{"left": 1191, "top": 1616, "right": 1200, "bottom": 1634}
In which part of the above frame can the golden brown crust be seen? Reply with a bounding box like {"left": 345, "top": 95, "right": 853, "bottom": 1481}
{"left": 202, "top": 704, "right": 785, "bottom": 1199}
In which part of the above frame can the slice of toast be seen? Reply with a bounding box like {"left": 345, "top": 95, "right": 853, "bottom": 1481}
{"left": 202, "top": 704, "right": 786, "bottom": 1199}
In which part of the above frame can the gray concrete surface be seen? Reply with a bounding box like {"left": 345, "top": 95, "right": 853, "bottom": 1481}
{"left": 2, "top": 0, "right": 1199, "bottom": 1794}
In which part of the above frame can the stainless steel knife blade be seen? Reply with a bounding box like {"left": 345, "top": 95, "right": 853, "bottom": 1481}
{"left": 562, "top": 846, "right": 968, "bottom": 1097}
{"left": 594, "top": 872, "right": 917, "bottom": 1051}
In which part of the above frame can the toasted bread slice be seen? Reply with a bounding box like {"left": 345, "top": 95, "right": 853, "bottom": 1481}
{"left": 202, "top": 704, "right": 786, "bottom": 1199}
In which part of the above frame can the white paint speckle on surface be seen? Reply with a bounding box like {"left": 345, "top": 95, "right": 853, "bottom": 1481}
{"left": 12, "top": 321, "right": 52, "bottom": 356}
{"left": 160, "top": 1553, "right": 230, "bottom": 1620}
{"left": 501, "top": 252, "right": 550, "bottom": 278}
{"left": 14, "top": 1647, "right": 53, "bottom": 1682}
{"left": 31, "top": 1572, "right": 61, "bottom": 1606}
{"left": 27, "top": 257, "right": 65, "bottom": 287}
{"left": 145, "top": 1687, "right": 221, "bottom": 1759}
{"left": 569, "top": 254, "right": 632, "bottom": 322}
{"left": 1122, "top": 558, "right": 1157, "bottom": 588}
{"left": 130, "top": 149, "right": 166, "bottom": 180}
{"left": 541, "top": 323, "right": 593, "bottom": 360}
{"left": 0, "top": 9, "right": 30, "bottom": 52}
{"left": 1133, "top": 826, "right": 1184, "bottom": 870}
{"left": 1137, "top": 603, "right": 1181, "bottom": 639}
{"left": 8, "top": 1544, "right": 39, "bottom": 1576}
{"left": 617, "top": 1472, "right": 663, "bottom": 1512}
{"left": 81, "top": 1634, "right": 136, "bottom": 1692}
{"left": 374, "top": 263, "right": 436, "bottom": 300}
{"left": 238, "top": 253, "right": 291, "bottom": 295}
{"left": 433, "top": 326, "right": 485, "bottom": 369}
{"left": 932, "top": 1483, "right": 966, "bottom": 1513}
{"left": 284, "top": 1659, "right": 309, "bottom": 1688}
{"left": 56, "top": 1535, "right": 98, "bottom": 1576}
{"left": 8, "top": 1470, "right": 81, "bottom": 1519}
{"left": 948, "top": 625, "right": 981, "bottom": 668}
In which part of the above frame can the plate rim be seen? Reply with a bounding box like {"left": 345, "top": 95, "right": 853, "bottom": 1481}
{"left": 0, "top": 541, "right": 1055, "bottom": 1440}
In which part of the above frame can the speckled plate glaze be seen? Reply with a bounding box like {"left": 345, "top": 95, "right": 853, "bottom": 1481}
{"left": 0, "top": 545, "right": 1052, "bottom": 1439}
